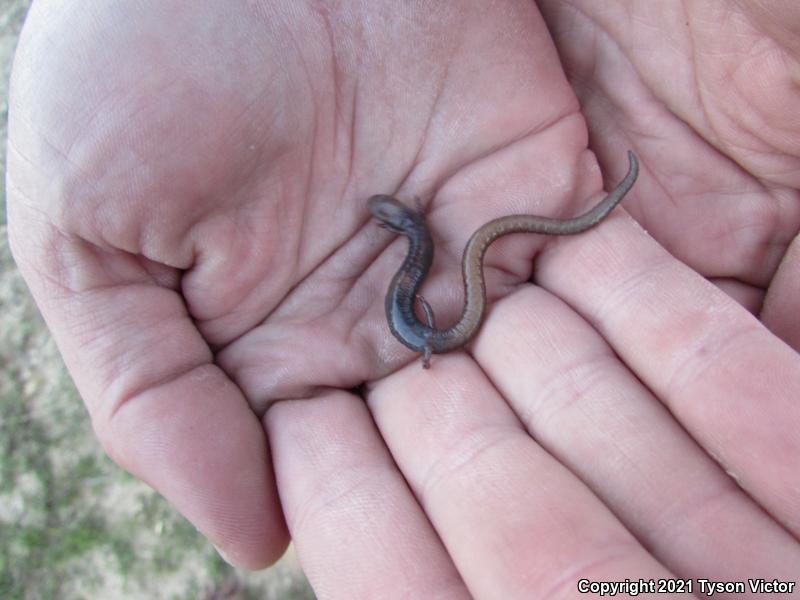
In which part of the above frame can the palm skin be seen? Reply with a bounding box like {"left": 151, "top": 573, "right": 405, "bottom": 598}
{"left": 7, "top": 1, "right": 800, "bottom": 597}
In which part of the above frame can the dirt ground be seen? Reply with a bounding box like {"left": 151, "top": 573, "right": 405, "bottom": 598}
{"left": 0, "top": 2, "right": 313, "bottom": 598}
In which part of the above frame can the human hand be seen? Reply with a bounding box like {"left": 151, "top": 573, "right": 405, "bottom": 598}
{"left": 7, "top": 0, "right": 799, "bottom": 597}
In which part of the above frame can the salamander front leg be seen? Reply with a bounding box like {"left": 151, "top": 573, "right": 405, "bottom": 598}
{"left": 415, "top": 293, "right": 436, "bottom": 369}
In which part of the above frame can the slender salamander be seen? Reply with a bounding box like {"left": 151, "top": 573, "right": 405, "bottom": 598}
{"left": 369, "top": 151, "right": 639, "bottom": 368}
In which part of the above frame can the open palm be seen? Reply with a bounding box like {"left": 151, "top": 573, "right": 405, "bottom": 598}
{"left": 8, "top": 1, "right": 799, "bottom": 596}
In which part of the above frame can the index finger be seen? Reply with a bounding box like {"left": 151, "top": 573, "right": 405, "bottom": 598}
{"left": 7, "top": 199, "right": 286, "bottom": 569}
{"left": 539, "top": 194, "right": 800, "bottom": 539}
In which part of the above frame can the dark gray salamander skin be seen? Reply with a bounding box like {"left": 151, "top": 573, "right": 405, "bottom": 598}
{"left": 369, "top": 151, "right": 639, "bottom": 368}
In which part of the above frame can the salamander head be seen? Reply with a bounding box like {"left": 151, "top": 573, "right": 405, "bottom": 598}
{"left": 368, "top": 195, "right": 421, "bottom": 234}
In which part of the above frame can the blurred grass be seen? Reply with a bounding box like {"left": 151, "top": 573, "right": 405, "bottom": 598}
{"left": 0, "top": 2, "right": 313, "bottom": 598}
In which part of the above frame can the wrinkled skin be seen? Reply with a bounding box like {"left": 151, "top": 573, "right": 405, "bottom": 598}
{"left": 7, "top": 0, "right": 800, "bottom": 596}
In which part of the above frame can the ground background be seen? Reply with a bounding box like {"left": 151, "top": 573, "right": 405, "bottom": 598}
{"left": 0, "top": 2, "right": 315, "bottom": 598}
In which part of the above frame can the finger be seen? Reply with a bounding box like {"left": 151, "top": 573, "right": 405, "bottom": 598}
{"left": 265, "top": 391, "right": 470, "bottom": 599}
{"left": 8, "top": 214, "right": 286, "bottom": 569}
{"left": 762, "top": 233, "right": 800, "bottom": 350}
{"left": 478, "top": 285, "right": 800, "bottom": 578}
{"left": 538, "top": 206, "right": 800, "bottom": 539}
{"left": 370, "top": 356, "right": 679, "bottom": 599}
